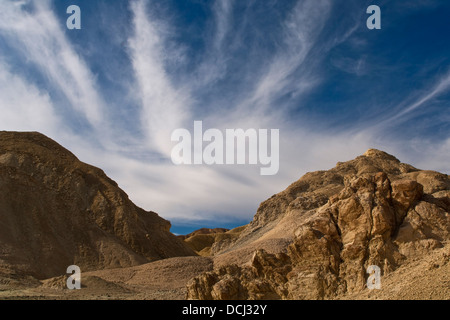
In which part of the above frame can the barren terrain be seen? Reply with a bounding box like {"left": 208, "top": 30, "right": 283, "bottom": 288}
{"left": 0, "top": 132, "right": 448, "bottom": 300}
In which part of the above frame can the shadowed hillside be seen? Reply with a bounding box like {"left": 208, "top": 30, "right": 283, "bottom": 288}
{"left": 0, "top": 131, "right": 195, "bottom": 282}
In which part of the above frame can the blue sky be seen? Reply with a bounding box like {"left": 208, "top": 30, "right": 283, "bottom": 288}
{"left": 0, "top": 0, "right": 449, "bottom": 234}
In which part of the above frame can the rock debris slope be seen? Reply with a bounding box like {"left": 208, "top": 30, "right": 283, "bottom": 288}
{"left": 187, "top": 149, "right": 450, "bottom": 299}
{"left": 0, "top": 131, "right": 195, "bottom": 280}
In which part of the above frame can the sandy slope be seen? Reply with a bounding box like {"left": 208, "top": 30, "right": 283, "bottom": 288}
{"left": 0, "top": 256, "right": 212, "bottom": 300}
{"left": 1, "top": 245, "right": 447, "bottom": 300}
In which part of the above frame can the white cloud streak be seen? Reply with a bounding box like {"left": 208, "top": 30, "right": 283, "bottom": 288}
{"left": 362, "top": 69, "right": 450, "bottom": 137}
{"left": 0, "top": 59, "right": 60, "bottom": 136}
{"left": 190, "top": 0, "right": 235, "bottom": 90}
{"left": 243, "top": 0, "right": 331, "bottom": 112}
{"left": 128, "top": 0, "right": 191, "bottom": 156}
{"left": 0, "top": 0, "right": 105, "bottom": 129}
{"left": 391, "top": 71, "right": 450, "bottom": 121}
{"left": 213, "top": 0, "right": 234, "bottom": 52}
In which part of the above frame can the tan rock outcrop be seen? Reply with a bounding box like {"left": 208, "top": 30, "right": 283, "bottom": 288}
{"left": 187, "top": 150, "right": 450, "bottom": 300}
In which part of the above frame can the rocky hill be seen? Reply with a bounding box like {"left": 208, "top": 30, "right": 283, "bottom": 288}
{"left": 0, "top": 133, "right": 447, "bottom": 300}
{"left": 0, "top": 131, "right": 195, "bottom": 281}
{"left": 186, "top": 149, "right": 450, "bottom": 299}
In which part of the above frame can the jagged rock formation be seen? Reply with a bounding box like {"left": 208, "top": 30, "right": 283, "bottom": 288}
{"left": 0, "top": 131, "right": 195, "bottom": 280}
{"left": 187, "top": 149, "right": 450, "bottom": 299}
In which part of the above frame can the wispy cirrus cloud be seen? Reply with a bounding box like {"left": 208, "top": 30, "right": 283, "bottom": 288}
{"left": 239, "top": 0, "right": 332, "bottom": 114}
{"left": 0, "top": 59, "right": 60, "bottom": 135}
{"left": 0, "top": 0, "right": 448, "bottom": 233}
{"left": 192, "top": 0, "right": 235, "bottom": 88}
{"left": 0, "top": 0, "right": 105, "bottom": 131}
{"left": 389, "top": 70, "right": 450, "bottom": 123}
{"left": 128, "top": 0, "right": 191, "bottom": 155}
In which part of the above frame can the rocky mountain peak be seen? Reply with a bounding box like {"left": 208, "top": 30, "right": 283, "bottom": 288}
{"left": 363, "top": 148, "right": 400, "bottom": 161}
{"left": 187, "top": 150, "right": 450, "bottom": 300}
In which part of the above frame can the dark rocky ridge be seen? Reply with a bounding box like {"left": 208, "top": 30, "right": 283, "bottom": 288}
{"left": 0, "top": 131, "right": 195, "bottom": 280}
